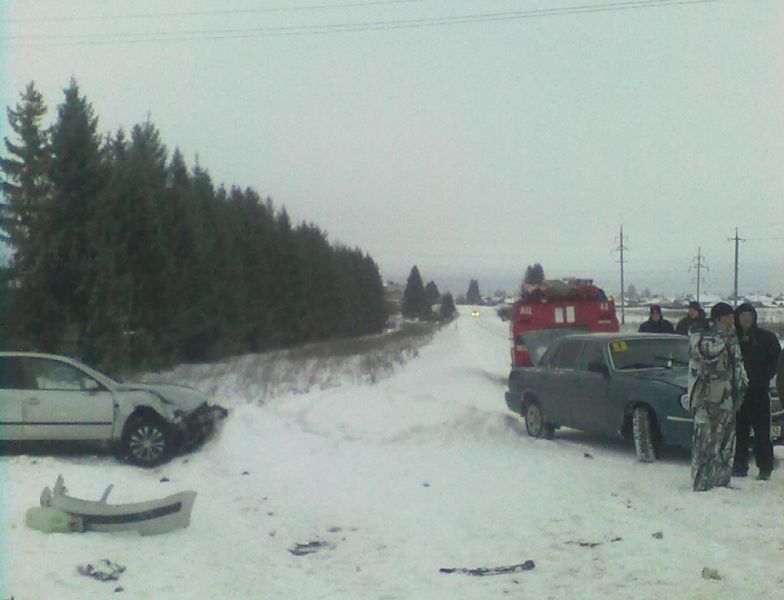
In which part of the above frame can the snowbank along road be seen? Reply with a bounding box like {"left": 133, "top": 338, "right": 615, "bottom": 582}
{"left": 1, "top": 305, "right": 782, "bottom": 599}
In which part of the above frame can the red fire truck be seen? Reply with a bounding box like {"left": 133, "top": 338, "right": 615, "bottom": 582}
{"left": 510, "top": 278, "right": 619, "bottom": 366}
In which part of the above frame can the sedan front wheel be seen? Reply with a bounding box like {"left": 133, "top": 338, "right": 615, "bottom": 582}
{"left": 122, "top": 416, "right": 175, "bottom": 467}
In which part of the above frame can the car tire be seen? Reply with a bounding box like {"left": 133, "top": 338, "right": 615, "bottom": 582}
{"left": 632, "top": 406, "right": 657, "bottom": 462}
{"left": 122, "top": 415, "right": 175, "bottom": 468}
{"left": 524, "top": 400, "right": 554, "bottom": 439}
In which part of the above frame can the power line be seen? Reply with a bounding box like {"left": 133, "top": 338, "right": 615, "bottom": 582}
{"left": 728, "top": 227, "right": 745, "bottom": 307}
{"left": 612, "top": 225, "right": 629, "bottom": 324}
{"left": 3, "top": 0, "right": 424, "bottom": 23}
{"left": 689, "top": 246, "right": 708, "bottom": 302}
{"left": 2, "top": 0, "right": 724, "bottom": 47}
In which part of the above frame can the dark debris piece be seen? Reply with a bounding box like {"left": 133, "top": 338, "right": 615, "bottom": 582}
{"left": 439, "top": 560, "right": 535, "bottom": 576}
{"left": 77, "top": 560, "right": 126, "bottom": 582}
{"left": 289, "top": 541, "right": 332, "bottom": 556}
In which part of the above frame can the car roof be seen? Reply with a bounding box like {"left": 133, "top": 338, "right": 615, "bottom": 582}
{"left": 0, "top": 351, "right": 73, "bottom": 359}
{"left": 552, "top": 333, "right": 686, "bottom": 343}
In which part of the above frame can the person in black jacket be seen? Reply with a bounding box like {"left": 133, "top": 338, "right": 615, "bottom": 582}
{"left": 732, "top": 303, "right": 781, "bottom": 480}
{"left": 676, "top": 301, "right": 707, "bottom": 335}
{"left": 638, "top": 304, "right": 675, "bottom": 334}
{"left": 777, "top": 349, "right": 784, "bottom": 412}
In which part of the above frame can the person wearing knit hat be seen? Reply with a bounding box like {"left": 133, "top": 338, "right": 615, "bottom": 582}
{"left": 675, "top": 301, "right": 706, "bottom": 336}
{"left": 638, "top": 304, "right": 675, "bottom": 334}
{"left": 687, "top": 301, "right": 748, "bottom": 491}
{"left": 731, "top": 303, "right": 781, "bottom": 480}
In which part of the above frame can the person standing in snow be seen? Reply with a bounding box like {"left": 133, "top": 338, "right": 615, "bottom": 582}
{"left": 777, "top": 349, "right": 784, "bottom": 412}
{"left": 731, "top": 303, "right": 781, "bottom": 480}
{"left": 638, "top": 305, "right": 675, "bottom": 334}
{"left": 676, "top": 301, "right": 707, "bottom": 336}
{"left": 688, "top": 302, "right": 747, "bottom": 491}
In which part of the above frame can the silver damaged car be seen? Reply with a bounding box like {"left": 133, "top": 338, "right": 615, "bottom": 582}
{"left": 0, "top": 352, "right": 227, "bottom": 466}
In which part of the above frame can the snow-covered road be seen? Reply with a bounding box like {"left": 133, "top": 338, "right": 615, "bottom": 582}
{"left": 2, "top": 306, "right": 782, "bottom": 599}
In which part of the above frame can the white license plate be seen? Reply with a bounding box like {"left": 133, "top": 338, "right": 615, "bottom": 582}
{"left": 772, "top": 425, "right": 782, "bottom": 439}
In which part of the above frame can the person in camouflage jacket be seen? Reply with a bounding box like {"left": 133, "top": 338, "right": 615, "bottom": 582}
{"left": 688, "top": 302, "right": 748, "bottom": 492}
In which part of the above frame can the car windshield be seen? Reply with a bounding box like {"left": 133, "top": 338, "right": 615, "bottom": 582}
{"left": 609, "top": 338, "right": 689, "bottom": 370}
{"left": 520, "top": 327, "right": 588, "bottom": 364}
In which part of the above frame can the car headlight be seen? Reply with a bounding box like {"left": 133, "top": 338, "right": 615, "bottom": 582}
{"left": 680, "top": 393, "right": 690, "bottom": 412}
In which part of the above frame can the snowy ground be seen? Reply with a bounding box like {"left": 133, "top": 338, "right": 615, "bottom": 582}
{"left": 2, "top": 306, "right": 783, "bottom": 599}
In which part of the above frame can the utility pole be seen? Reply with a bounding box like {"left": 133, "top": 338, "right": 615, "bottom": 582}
{"left": 613, "top": 225, "right": 629, "bottom": 324}
{"left": 689, "top": 247, "right": 708, "bottom": 303}
{"left": 728, "top": 228, "right": 745, "bottom": 307}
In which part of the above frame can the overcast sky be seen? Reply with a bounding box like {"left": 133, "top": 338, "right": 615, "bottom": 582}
{"left": 1, "top": 0, "right": 782, "bottom": 297}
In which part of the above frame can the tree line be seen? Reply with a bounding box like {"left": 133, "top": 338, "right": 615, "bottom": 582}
{"left": 0, "top": 80, "right": 387, "bottom": 373}
{"left": 401, "top": 265, "right": 456, "bottom": 321}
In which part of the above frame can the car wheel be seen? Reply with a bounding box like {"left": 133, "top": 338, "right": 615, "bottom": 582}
{"left": 632, "top": 406, "right": 657, "bottom": 462}
{"left": 524, "top": 400, "right": 554, "bottom": 439}
{"left": 122, "top": 415, "right": 174, "bottom": 467}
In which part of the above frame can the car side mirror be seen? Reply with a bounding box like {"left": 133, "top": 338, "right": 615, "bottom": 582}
{"left": 588, "top": 362, "right": 610, "bottom": 378}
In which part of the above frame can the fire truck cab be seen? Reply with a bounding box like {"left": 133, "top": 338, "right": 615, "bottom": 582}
{"left": 510, "top": 278, "right": 619, "bottom": 366}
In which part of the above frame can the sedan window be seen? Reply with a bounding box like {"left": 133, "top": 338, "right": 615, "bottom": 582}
{"left": 579, "top": 342, "right": 607, "bottom": 371}
{"left": 609, "top": 338, "right": 689, "bottom": 370}
{"left": 24, "top": 358, "right": 101, "bottom": 391}
{"left": 551, "top": 341, "right": 582, "bottom": 370}
{"left": 0, "top": 357, "right": 26, "bottom": 389}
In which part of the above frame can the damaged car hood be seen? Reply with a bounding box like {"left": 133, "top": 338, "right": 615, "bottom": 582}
{"left": 116, "top": 383, "right": 208, "bottom": 411}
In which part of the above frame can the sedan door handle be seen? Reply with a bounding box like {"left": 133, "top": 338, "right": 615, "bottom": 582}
{"left": 26, "top": 397, "right": 41, "bottom": 405}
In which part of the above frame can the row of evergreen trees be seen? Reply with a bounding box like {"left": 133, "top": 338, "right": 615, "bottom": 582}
{"left": 0, "top": 80, "right": 387, "bottom": 373}
{"left": 401, "top": 265, "right": 455, "bottom": 321}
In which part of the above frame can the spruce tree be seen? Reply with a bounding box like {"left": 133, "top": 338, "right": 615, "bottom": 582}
{"left": 46, "top": 79, "right": 104, "bottom": 355}
{"left": 524, "top": 263, "right": 546, "bottom": 285}
{"left": 0, "top": 82, "right": 53, "bottom": 348}
{"left": 439, "top": 292, "right": 457, "bottom": 321}
{"left": 466, "top": 279, "right": 481, "bottom": 305}
{"left": 402, "top": 265, "right": 429, "bottom": 319}
{"left": 425, "top": 280, "right": 440, "bottom": 307}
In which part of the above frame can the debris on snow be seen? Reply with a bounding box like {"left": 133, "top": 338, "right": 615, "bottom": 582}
{"left": 25, "top": 506, "right": 83, "bottom": 534}
{"left": 568, "top": 537, "right": 622, "bottom": 548}
{"left": 40, "top": 475, "right": 196, "bottom": 536}
{"left": 288, "top": 540, "right": 334, "bottom": 556}
{"left": 439, "top": 560, "right": 535, "bottom": 576}
{"left": 76, "top": 560, "right": 126, "bottom": 582}
{"left": 701, "top": 567, "right": 722, "bottom": 580}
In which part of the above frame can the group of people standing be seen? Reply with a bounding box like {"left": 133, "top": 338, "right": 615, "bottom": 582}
{"left": 638, "top": 300, "right": 782, "bottom": 491}
{"left": 637, "top": 301, "right": 706, "bottom": 335}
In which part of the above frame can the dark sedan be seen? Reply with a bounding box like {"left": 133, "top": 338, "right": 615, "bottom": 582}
{"left": 505, "top": 334, "right": 695, "bottom": 461}
{"left": 505, "top": 333, "right": 783, "bottom": 460}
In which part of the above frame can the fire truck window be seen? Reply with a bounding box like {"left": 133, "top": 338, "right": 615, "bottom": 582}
{"left": 580, "top": 343, "right": 606, "bottom": 371}
{"left": 553, "top": 341, "right": 581, "bottom": 370}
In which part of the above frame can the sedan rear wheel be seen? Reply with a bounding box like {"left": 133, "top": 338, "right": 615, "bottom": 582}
{"left": 122, "top": 416, "right": 174, "bottom": 467}
{"left": 524, "top": 400, "right": 554, "bottom": 439}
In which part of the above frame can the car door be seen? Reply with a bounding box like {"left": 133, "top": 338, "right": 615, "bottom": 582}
{"left": 545, "top": 339, "right": 583, "bottom": 428}
{"left": 569, "top": 341, "right": 613, "bottom": 434}
{"left": 0, "top": 356, "right": 26, "bottom": 439}
{"left": 20, "top": 357, "right": 115, "bottom": 440}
